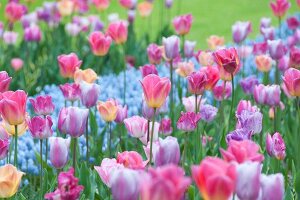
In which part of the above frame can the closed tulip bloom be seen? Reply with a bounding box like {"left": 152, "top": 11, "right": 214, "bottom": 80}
{"left": 213, "top": 82, "right": 232, "bottom": 101}
{"left": 206, "top": 35, "right": 225, "bottom": 50}
{"left": 252, "top": 42, "right": 268, "bottom": 55}
{"left": 200, "top": 66, "right": 220, "bottom": 90}
{"left": 57, "top": 0, "right": 74, "bottom": 16}
{"left": 3, "top": 31, "right": 18, "bottom": 45}
{"left": 94, "top": 158, "right": 124, "bottom": 187}
{"left": 173, "top": 14, "right": 193, "bottom": 35}
{"left": 107, "top": 21, "right": 128, "bottom": 45}
{"left": 187, "top": 71, "right": 207, "bottom": 95}
{"left": 278, "top": 56, "right": 289, "bottom": 72}
{"left": 49, "top": 137, "right": 70, "bottom": 169}
{"left": 240, "top": 75, "right": 259, "bottom": 95}
{"left": 127, "top": 9, "right": 136, "bottom": 23}
{"left": 289, "top": 46, "right": 300, "bottom": 69}
{"left": 184, "top": 40, "right": 196, "bottom": 58}
{"left": 137, "top": 1, "right": 153, "bottom": 17}
{"left": 165, "top": 0, "right": 173, "bottom": 8}
{"left": 177, "top": 111, "right": 201, "bottom": 132}
{"left": 213, "top": 47, "right": 240, "bottom": 75}
{"left": 27, "top": 116, "right": 53, "bottom": 139}
{"left": 57, "top": 53, "right": 82, "bottom": 78}
{"left": 79, "top": 81, "right": 100, "bottom": 108}
{"left": 0, "top": 90, "right": 27, "bottom": 125}
{"left": 141, "top": 74, "right": 171, "bottom": 108}
{"left": 0, "top": 139, "right": 9, "bottom": 160}
{"left": 147, "top": 43, "right": 163, "bottom": 64}
{"left": 264, "top": 85, "right": 281, "bottom": 107}
{"left": 192, "top": 157, "right": 236, "bottom": 200}
{"left": 93, "top": 0, "right": 110, "bottom": 11}
{"left": 260, "top": 17, "right": 272, "bottom": 29}
{"left": 140, "top": 64, "right": 158, "bottom": 78}
{"left": 117, "top": 151, "right": 147, "bottom": 169}
{"left": 124, "top": 116, "right": 147, "bottom": 138}
{"left": 115, "top": 105, "right": 128, "bottom": 123}
{"left": 24, "top": 24, "right": 42, "bottom": 42}
{"left": 65, "top": 22, "right": 81, "bottom": 36}
{"left": 59, "top": 83, "right": 81, "bottom": 102}
{"left": 10, "top": 58, "right": 23, "bottom": 71}
{"left": 0, "top": 71, "right": 12, "bottom": 93}
{"left": 154, "top": 136, "right": 180, "bottom": 166}
{"left": 260, "top": 173, "right": 284, "bottom": 200}
{"left": 283, "top": 68, "right": 300, "bottom": 96}
{"left": 270, "top": 0, "right": 290, "bottom": 17}
{"left": 162, "top": 36, "right": 180, "bottom": 60}
{"left": 159, "top": 118, "right": 172, "bottom": 135}
{"left": 5, "top": 2, "right": 25, "bottom": 23}
{"left": 182, "top": 95, "right": 203, "bottom": 112}
{"left": 197, "top": 51, "right": 215, "bottom": 66}
{"left": 29, "top": 95, "right": 55, "bottom": 116}
{"left": 58, "top": 107, "right": 89, "bottom": 137}
{"left": 176, "top": 62, "right": 195, "bottom": 77}
{"left": 74, "top": 68, "right": 98, "bottom": 84}
{"left": 255, "top": 55, "right": 273, "bottom": 72}
{"left": 141, "top": 164, "right": 191, "bottom": 200}
{"left": 220, "top": 140, "right": 264, "bottom": 163}
{"left": 97, "top": 100, "right": 118, "bottom": 122}
{"left": 0, "top": 164, "right": 24, "bottom": 198}
{"left": 89, "top": 31, "right": 112, "bottom": 56}
{"left": 261, "top": 27, "right": 275, "bottom": 40}
{"left": 236, "top": 162, "right": 261, "bottom": 200}
{"left": 253, "top": 84, "right": 267, "bottom": 105}
{"left": 266, "top": 132, "right": 286, "bottom": 160}
{"left": 119, "top": 0, "right": 137, "bottom": 9}
{"left": 232, "top": 21, "right": 252, "bottom": 44}
{"left": 267, "top": 40, "right": 287, "bottom": 60}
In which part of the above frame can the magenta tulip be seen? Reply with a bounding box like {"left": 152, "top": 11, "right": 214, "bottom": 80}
{"left": 29, "top": 95, "right": 55, "bottom": 116}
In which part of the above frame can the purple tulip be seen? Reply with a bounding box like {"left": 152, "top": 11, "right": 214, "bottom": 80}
{"left": 260, "top": 173, "right": 284, "bottom": 200}
{"left": 177, "top": 111, "right": 201, "bottom": 132}
{"left": 29, "top": 95, "right": 55, "bottom": 116}
{"left": 237, "top": 110, "right": 263, "bottom": 134}
{"left": 49, "top": 137, "right": 70, "bottom": 169}
{"left": 115, "top": 105, "right": 128, "bottom": 123}
{"left": 261, "top": 27, "right": 275, "bottom": 40}
{"left": 232, "top": 21, "right": 252, "bottom": 44}
{"left": 199, "top": 104, "right": 218, "bottom": 123}
{"left": 159, "top": 118, "right": 172, "bottom": 135}
{"left": 165, "top": 0, "right": 173, "bottom": 8}
{"left": 142, "top": 100, "right": 158, "bottom": 120}
{"left": 162, "top": 35, "right": 180, "bottom": 60}
{"left": 226, "top": 128, "right": 254, "bottom": 143}
{"left": 240, "top": 75, "right": 259, "bottom": 95}
{"left": 264, "top": 85, "right": 281, "bottom": 107}
{"left": 58, "top": 107, "right": 89, "bottom": 137}
{"left": 79, "top": 81, "right": 100, "bottom": 108}
{"left": 184, "top": 40, "right": 196, "bottom": 58}
{"left": 147, "top": 43, "right": 162, "bottom": 65}
{"left": 260, "top": 17, "right": 272, "bottom": 29}
{"left": 21, "top": 12, "right": 38, "bottom": 28}
{"left": 278, "top": 55, "right": 289, "bottom": 72}
{"left": 127, "top": 10, "right": 136, "bottom": 24}
{"left": 236, "top": 162, "right": 261, "bottom": 200}
{"left": 267, "top": 39, "right": 287, "bottom": 60}
{"left": 266, "top": 132, "right": 286, "bottom": 160}
{"left": 27, "top": 116, "right": 53, "bottom": 139}
{"left": 0, "top": 139, "right": 9, "bottom": 160}
{"left": 24, "top": 24, "right": 42, "bottom": 42}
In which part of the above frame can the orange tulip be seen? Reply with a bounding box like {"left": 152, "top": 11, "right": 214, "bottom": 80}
{"left": 97, "top": 100, "right": 118, "bottom": 122}
{"left": 57, "top": 0, "right": 74, "bottom": 16}
{"left": 74, "top": 68, "right": 98, "bottom": 83}
{"left": 0, "top": 164, "right": 24, "bottom": 198}
{"left": 137, "top": 2, "right": 153, "bottom": 17}
{"left": 2, "top": 120, "right": 27, "bottom": 137}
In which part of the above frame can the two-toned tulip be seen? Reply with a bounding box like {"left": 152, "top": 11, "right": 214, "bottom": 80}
{"left": 266, "top": 132, "right": 286, "bottom": 160}
{"left": 49, "top": 137, "right": 70, "bottom": 169}
{"left": 0, "top": 71, "right": 12, "bottom": 93}
{"left": 107, "top": 21, "right": 128, "bottom": 45}
{"left": 172, "top": 14, "right": 193, "bottom": 35}
{"left": 282, "top": 68, "right": 300, "bottom": 97}
{"left": 27, "top": 116, "right": 53, "bottom": 139}
{"left": 29, "top": 95, "right": 55, "bottom": 116}
{"left": 89, "top": 31, "right": 112, "bottom": 56}
{"left": 57, "top": 53, "right": 82, "bottom": 78}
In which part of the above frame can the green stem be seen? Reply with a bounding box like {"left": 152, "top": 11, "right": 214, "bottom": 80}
{"left": 195, "top": 95, "right": 198, "bottom": 113}
{"left": 40, "top": 139, "right": 43, "bottom": 200}
{"left": 147, "top": 120, "right": 150, "bottom": 143}
{"left": 181, "top": 35, "right": 185, "bottom": 58}
{"left": 182, "top": 132, "right": 188, "bottom": 167}
{"left": 72, "top": 137, "right": 77, "bottom": 173}
{"left": 45, "top": 139, "right": 48, "bottom": 164}
{"left": 275, "top": 61, "right": 279, "bottom": 85}
{"left": 86, "top": 111, "right": 89, "bottom": 163}
{"left": 170, "top": 60, "right": 174, "bottom": 128}
{"left": 109, "top": 122, "right": 112, "bottom": 157}
{"left": 149, "top": 108, "right": 156, "bottom": 166}
{"left": 228, "top": 74, "right": 235, "bottom": 131}
{"left": 14, "top": 125, "right": 18, "bottom": 167}
{"left": 274, "top": 107, "right": 276, "bottom": 132}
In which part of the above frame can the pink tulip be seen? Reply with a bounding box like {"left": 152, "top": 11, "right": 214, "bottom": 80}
{"left": 93, "top": 0, "right": 110, "bottom": 11}
{"left": 298, "top": 0, "right": 300, "bottom": 7}
{"left": 278, "top": 56, "right": 289, "bottom": 72}
{"left": 0, "top": 90, "right": 27, "bottom": 125}
{"left": 192, "top": 157, "right": 236, "bottom": 200}
{"left": 49, "top": 137, "right": 70, "bottom": 169}
{"left": 141, "top": 164, "right": 191, "bottom": 200}
{"left": 184, "top": 40, "right": 196, "bottom": 58}
{"left": 213, "top": 81, "right": 232, "bottom": 101}
{"left": 177, "top": 111, "right": 201, "bottom": 132}
{"left": 0, "top": 71, "right": 12, "bottom": 93}
{"left": 236, "top": 162, "right": 261, "bottom": 200}
{"left": 79, "top": 81, "right": 100, "bottom": 108}
{"left": 282, "top": 68, "right": 300, "bottom": 97}
{"left": 107, "top": 21, "right": 128, "bottom": 45}
{"left": 57, "top": 53, "right": 82, "bottom": 78}
{"left": 270, "top": 0, "right": 290, "bottom": 17}
{"left": 264, "top": 85, "right": 281, "bottom": 107}
{"left": 159, "top": 118, "right": 172, "bottom": 135}
{"left": 3, "top": 31, "right": 18, "bottom": 45}
{"left": 252, "top": 41, "right": 268, "bottom": 55}
{"left": 232, "top": 21, "right": 252, "bottom": 44}
{"left": 0, "top": 139, "right": 9, "bottom": 160}
{"left": 5, "top": 2, "right": 25, "bottom": 23}
{"left": 261, "top": 27, "right": 275, "bottom": 41}
{"left": 253, "top": 84, "right": 267, "bottom": 105}
{"left": 147, "top": 43, "right": 163, "bottom": 65}
{"left": 116, "top": 151, "right": 147, "bottom": 169}
{"left": 24, "top": 24, "right": 42, "bottom": 42}
{"left": 89, "top": 31, "right": 112, "bottom": 56}
{"left": 94, "top": 158, "right": 124, "bottom": 187}
{"left": 266, "top": 132, "right": 286, "bottom": 160}
{"left": 220, "top": 140, "right": 264, "bottom": 163}
{"left": 260, "top": 173, "right": 285, "bottom": 200}
{"left": 162, "top": 36, "right": 180, "bottom": 60}
{"left": 140, "top": 64, "right": 158, "bottom": 78}
{"left": 141, "top": 74, "right": 171, "bottom": 108}
{"left": 289, "top": 46, "right": 300, "bottom": 69}
{"left": 286, "top": 16, "right": 300, "bottom": 30}
{"left": 27, "top": 116, "right": 53, "bottom": 139}
{"left": 236, "top": 100, "right": 258, "bottom": 116}
{"left": 187, "top": 71, "right": 207, "bottom": 95}
{"left": 10, "top": 58, "right": 23, "bottom": 71}
{"left": 58, "top": 107, "right": 89, "bottom": 138}
{"left": 119, "top": 0, "right": 137, "bottom": 9}
{"left": 267, "top": 39, "right": 287, "bottom": 60}
{"left": 200, "top": 66, "right": 220, "bottom": 90}
{"left": 29, "top": 95, "right": 55, "bottom": 116}
{"left": 115, "top": 104, "right": 128, "bottom": 123}
{"left": 213, "top": 47, "right": 240, "bottom": 75}
{"left": 124, "top": 116, "right": 147, "bottom": 138}
{"left": 172, "top": 14, "right": 193, "bottom": 35}
{"left": 59, "top": 83, "right": 81, "bottom": 101}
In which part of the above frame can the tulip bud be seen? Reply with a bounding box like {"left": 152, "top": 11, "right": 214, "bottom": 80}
{"left": 27, "top": 116, "right": 53, "bottom": 139}
{"left": 89, "top": 31, "right": 112, "bottom": 56}
{"left": 49, "top": 137, "right": 70, "bottom": 169}
{"left": 266, "top": 132, "right": 286, "bottom": 160}
{"left": 97, "top": 100, "right": 118, "bottom": 122}
{"left": 79, "top": 81, "right": 100, "bottom": 108}
{"left": 10, "top": 58, "right": 24, "bottom": 71}
{"left": 260, "top": 173, "right": 285, "bottom": 200}
{"left": 172, "top": 14, "right": 193, "bottom": 36}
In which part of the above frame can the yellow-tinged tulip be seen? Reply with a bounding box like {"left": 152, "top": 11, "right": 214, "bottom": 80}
{"left": 57, "top": 0, "right": 74, "bottom": 16}
{"left": 97, "top": 100, "right": 118, "bottom": 122}
{"left": 2, "top": 120, "right": 27, "bottom": 136}
{"left": 0, "top": 164, "right": 24, "bottom": 198}
{"left": 74, "top": 68, "right": 98, "bottom": 83}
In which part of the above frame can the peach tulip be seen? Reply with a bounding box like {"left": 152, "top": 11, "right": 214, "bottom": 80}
{"left": 97, "top": 100, "right": 118, "bottom": 122}
{"left": 198, "top": 51, "right": 215, "bottom": 66}
{"left": 89, "top": 31, "right": 112, "bottom": 56}
{"left": 137, "top": 2, "right": 153, "bottom": 17}
{"left": 0, "top": 164, "right": 24, "bottom": 198}
{"left": 282, "top": 68, "right": 300, "bottom": 96}
{"left": 57, "top": 0, "right": 74, "bottom": 16}
{"left": 74, "top": 68, "right": 98, "bottom": 83}
{"left": 175, "top": 62, "right": 195, "bottom": 77}
{"left": 207, "top": 35, "right": 225, "bottom": 50}
{"left": 140, "top": 74, "right": 171, "bottom": 108}
{"left": 255, "top": 55, "right": 273, "bottom": 72}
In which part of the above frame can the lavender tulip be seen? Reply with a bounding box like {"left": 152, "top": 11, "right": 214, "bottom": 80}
{"left": 199, "top": 104, "right": 218, "bottom": 123}
{"left": 260, "top": 173, "right": 284, "bottom": 200}
{"left": 226, "top": 128, "right": 254, "bottom": 143}
{"left": 184, "top": 40, "right": 196, "bottom": 58}
{"left": 232, "top": 21, "right": 252, "bottom": 43}
{"left": 266, "top": 132, "right": 286, "bottom": 160}
{"left": 268, "top": 39, "right": 287, "bottom": 60}
{"left": 49, "top": 137, "right": 70, "bottom": 169}
{"left": 115, "top": 105, "right": 128, "bottom": 123}
{"left": 162, "top": 35, "right": 180, "bottom": 60}
{"left": 237, "top": 110, "right": 263, "bottom": 134}
{"left": 79, "top": 81, "right": 100, "bottom": 108}
{"left": 240, "top": 76, "right": 259, "bottom": 95}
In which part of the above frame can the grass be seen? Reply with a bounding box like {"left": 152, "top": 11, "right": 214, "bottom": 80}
{"left": 0, "top": 0, "right": 299, "bottom": 48}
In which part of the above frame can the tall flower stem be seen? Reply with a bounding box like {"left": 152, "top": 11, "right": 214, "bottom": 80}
{"left": 170, "top": 60, "right": 174, "bottom": 127}
{"left": 228, "top": 74, "right": 235, "bottom": 131}
{"left": 86, "top": 110, "right": 89, "bottom": 163}
{"left": 109, "top": 122, "right": 112, "bottom": 157}
{"left": 122, "top": 44, "right": 127, "bottom": 105}
{"left": 147, "top": 120, "right": 150, "bottom": 143}
{"left": 181, "top": 35, "right": 185, "bottom": 58}
{"left": 14, "top": 125, "right": 18, "bottom": 167}
{"left": 182, "top": 132, "right": 188, "bottom": 167}
{"left": 149, "top": 108, "right": 156, "bottom": 166}
{"left": 278, "top": 17, "right": 281, "bottom": 39}
{"left": 194, "top": 95, "right": 198, "bottom": 113}
{"left": 40, "top": 139, "right": 43, "bottom": 200}
{"left": 72, "top": 137, "right": 77, "bottom": 173}
{"left": 273, "top": 107, "right": 277, "bottom": 132}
